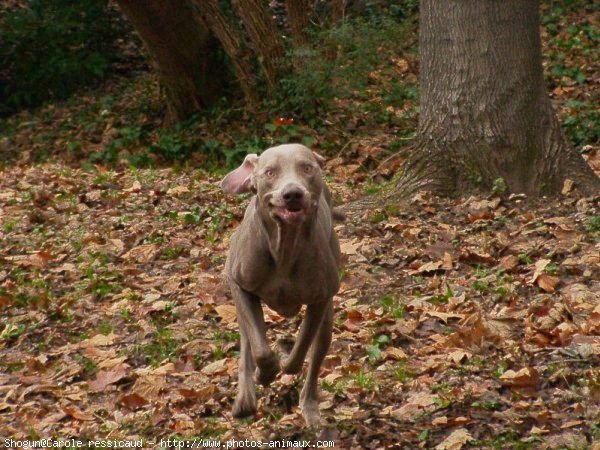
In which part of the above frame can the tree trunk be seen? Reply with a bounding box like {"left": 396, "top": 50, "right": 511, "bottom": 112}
{"left": 391, "top": 0, "right": 599, "bottom": 198}
{"left": 285, "top": 0, "right": 311, "bottom": 46}
{"left": 116, "top": 0, "right": 225, "bottom": 125}
{"left": 231, "top": 0, "right": 284, "bottom": 91}
{"left": 191, "top": 0, "right": 259, "bottom": 109}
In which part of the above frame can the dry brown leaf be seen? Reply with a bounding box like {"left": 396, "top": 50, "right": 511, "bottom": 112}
{"left": 167, "top": 185, "right": 190, "bottom": 196}
{"left": 435, "top": 428, "right": 473, "bottom": 450}
{"left": 536, "top": 274, "right": 560, "bottom": 293}
{"left": 392, "top": 392, "right": 437, "bottom": 420}
{"left": 561, "top": 178, "right": 574, "bottom": 195}
{"left": 531, "top": 259, "right": 551, "bottom": 283}
{"left": 122, "top": 244, "right": 159, "bottom": 263}
{"left": 408, "top": 260, "right": 443, "bottom": 275}
{"left": 442, "top": 252, "right": 453, "bottom": 270}
{"left": 447, "top": 350, "right": 471, "bottom": 364}
{"left": 340, "top": 239, "right": 361, "bottom": 255}
{"left": 499, "top": 367, "right": 538, "bottom": 389}
{"left": 88, "top": 363, "right": 129, "bottom": 392}
{"left": 80, "top": 333, "right": 117, "bottom": 348}
{"left": 178, "top": 384, "right": 217, "bottom": 401}
{"left": 215, "top": 304, "right": 237, "bottom": 323}
{"left": 63, "top": 406, "right": 95, "bottom": 422}
{"left": 499, "top": 255, "right": 520, "bottom": 272}
{"left": 425, "top": 311, "right": 465, "bottom": 324}
{"left": 97, "top": 356, "right": 127, "bottom": 369}
{"left": 200, "top": 358, "right": 228, "bottom": 376}
{"left": 384, "top": 347, "right": 408, "bottom": 360}
{"left": 118, "top": 393, "right": 149, "bottom": 409}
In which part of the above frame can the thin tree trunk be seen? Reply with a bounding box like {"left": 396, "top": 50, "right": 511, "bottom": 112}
{"left": 388, "top": 0, "right": 599, "bottom": 200}
{"left": 285, "top": 0, "right": 311, "bottom": 46}
{"left": 191, "top": 0, "right": 259, "bottom": 109}
{"left": 331, "top": 0, "right": 348, "bottom": 23}
{"left": 231, "top": 0, "right": 284, "bottom": 91}
{"left": 116, "top": 0, "right": 225, "bottom": 125}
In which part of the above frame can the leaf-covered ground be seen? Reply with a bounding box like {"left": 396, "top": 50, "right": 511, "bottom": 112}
{"left": 0, "top": 159, "right": 599, "bottom": 448}
{"left": 1, "top": 1, "right": 599, "bottom": 449}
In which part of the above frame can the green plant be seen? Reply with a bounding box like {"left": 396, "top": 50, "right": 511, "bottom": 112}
{"left": 380, "top": 294, "right": 405, "bottom": 318}
{"left": 352, "top": 370, "right": 377, "bottom": 390}
{"left": 0, "top": 322, "right": 26, "bottom": 342}
{"left": 0, "top": 0, "right": 128, "bottom": 114}
{"left": 271, "top": 16, "right": 412, "bottom": 120}
{"left": 150, "top": 131, "right": 194, "bottom": 161}
{"left": 366, "top": 333, "right": 391, "bottom": 363}
{"left": 161, "top": 246, "right": 184, "bottom": 260}
{"left": 140, "top": 329, "right": 179, "bottom": 366}
{"left": 2, "top": 220, "right": 16, "bottom": 233}
{"left": 587, "top": 216, "right": 600, "bottom": 241}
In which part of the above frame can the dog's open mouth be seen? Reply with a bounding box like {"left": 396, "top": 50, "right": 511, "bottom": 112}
{"left": 275, "top": 205, "right": 307, "bottom": 222}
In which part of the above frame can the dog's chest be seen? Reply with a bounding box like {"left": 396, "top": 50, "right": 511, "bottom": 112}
{"left": 260, "top": 265, "right": 325, "bottom": 306}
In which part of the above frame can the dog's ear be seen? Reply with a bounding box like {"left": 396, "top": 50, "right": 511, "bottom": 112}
{"left": 221, "top": 154, "right": 259, "bottom": 194}
{"left": 312, "top": 151, "right": 326, "bottom": 168}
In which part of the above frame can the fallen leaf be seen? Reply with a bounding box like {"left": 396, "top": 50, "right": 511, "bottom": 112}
{"left": 340, "top": 239, "right": 361, "bottom": 255}
{"left": 201, "top": 359, "right": 228, "bottom": 376}
{"left": 63, "top": 406, "right": 95, "bottom": 422}
{"left": 425, "top": 311, "right": 465, "bottom": 324}
{"left": 384, "top": 347, "right": 408, "bottom": 360}
{"left": 392, "top": 392, "right": 438, "bottom": 420}
{"left": 531, "top": 259, "right": 551, "bottom": 283}
{"left": 215, "top": 304, "right": 237, "bottom": 324}
{"left": 118, "top": 393, "right": 149, "bottom": 409}
{"left": 80, "top": 333, "right": 117, "bottom": 348}
{"left": 408, "top": 260, "right": 443, "bottom": 275}
{"left": 435, "top": 428, "right": 473, "bottom": 450}
{"left": 561, "top": 179, "right": 574, "bottom": 195}
{"left": 447, "top": 350, "right": 471, "bottom": 364}
{"left": 122, "top": 244, "right": 159, "bottom": 263}
{"left": 536, "top": 274, "right": 559, "bottom": 293}
{"left": 499, "top": 367, "right": 538, "bottom": 389}
{"left": 499, "top": 255, "right": 520, "bottom": 272}
{"left": 88, "top": 364, "right": 129, "bottom": 392}
{"left": 178, "top": 384, "right": 217, "bottom": 401}
{"left": 167, "top": 185, "right": 190, "bottom": 195}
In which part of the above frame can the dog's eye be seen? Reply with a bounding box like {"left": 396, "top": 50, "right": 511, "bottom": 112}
{"left": 303, "top": 165, "right": 313, "bottom": 173}
{"left": 265, "top": 169, "right": 275, "bottom": 178}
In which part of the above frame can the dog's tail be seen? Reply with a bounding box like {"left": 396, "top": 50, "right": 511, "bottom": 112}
{"left": 332, "top": 207, "right": 346, "bottom": 222}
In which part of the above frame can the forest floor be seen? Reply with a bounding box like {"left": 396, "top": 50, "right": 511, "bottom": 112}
{"left": 0, "top": 161, "right": 599, "bottom": 449}
{"left": 1, "top": 1, "right": 599, "bottom": 449}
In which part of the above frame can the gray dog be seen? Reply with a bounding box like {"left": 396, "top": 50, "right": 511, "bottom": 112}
{"left": 220, "top": 143, "right": 341, "bottom": 427}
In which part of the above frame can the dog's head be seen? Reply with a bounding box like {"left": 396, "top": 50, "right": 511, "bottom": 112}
{"left": 221, "top": 144, "right": 326, "bottom": 224}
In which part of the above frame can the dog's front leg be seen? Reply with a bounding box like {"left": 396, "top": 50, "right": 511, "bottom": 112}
{"left": 281, "top": 301, "right": 329, "bottom": 375}
{"left": 230, "top": 283, "right": 279, "bottom": 387}
{"left": 232, "top": 322, "right": 256, "bottom": 418}
{"left": 300, "top": 300, "right": 333, "bottom": 428}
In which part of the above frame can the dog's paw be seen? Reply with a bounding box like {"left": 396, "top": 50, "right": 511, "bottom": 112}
{"left": 300, "top": 400, "right": 322, "bottom": 429}
{"left": 254, "top": 353, "right": 279, "bottom": 386}
{"left": 280, "top": 356, "right": 303, "bottom": 375}
{"left": 232, "top": 392, "right": 257, "bottom": 419}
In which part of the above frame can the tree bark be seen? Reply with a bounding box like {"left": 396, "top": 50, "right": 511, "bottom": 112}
{"left": 231, "top": 0, "right": 284, "bottom": 91}
{"left": 390, "top": 0, "right": 599, "bottom": 199}
{"left": 116, "top": 0, "right": 225, "bottom": 125}
{"left": 285, "top": 0, "right": 311, "bottom": 46}
{"left": 191, "top": 0, "right": 259, "bottom": 109}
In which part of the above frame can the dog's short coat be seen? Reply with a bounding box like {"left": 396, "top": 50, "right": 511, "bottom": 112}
{"left": 220, "top": 144, "right": 341, "bottom": 427}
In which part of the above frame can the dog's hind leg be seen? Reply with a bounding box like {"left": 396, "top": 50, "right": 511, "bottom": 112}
{"left": 280, "top": 301, "right": 328, "bottom": 375}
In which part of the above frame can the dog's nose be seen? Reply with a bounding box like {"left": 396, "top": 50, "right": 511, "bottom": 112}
{"left": 282, "top": 185, "right": 305, "bottom": 204}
